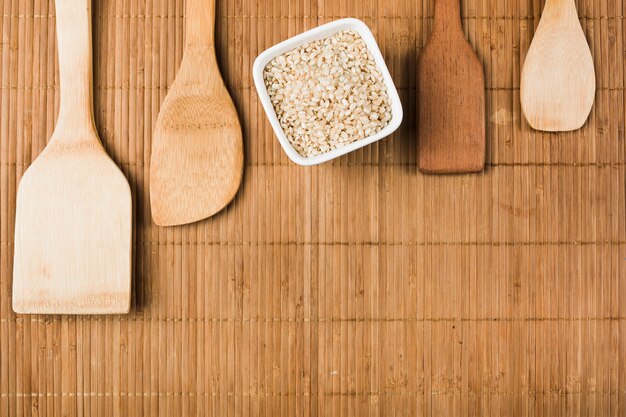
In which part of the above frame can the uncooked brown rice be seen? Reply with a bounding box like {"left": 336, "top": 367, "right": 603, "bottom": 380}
{"left": 263, "top": 30, "right": 392, "bottom": 158}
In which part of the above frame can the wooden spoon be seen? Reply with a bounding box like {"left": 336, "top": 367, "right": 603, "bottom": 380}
{"left": 12, "top": 0, "right": 132, "bottom": 314}
{"left": 521, "top": 0, "right": 595, "bottom": 132}
{"left": 417, "top": 0, "right": 485, "bottom": 174}
{"left": 150, "top": 0, "right": 243, "bottom": 226}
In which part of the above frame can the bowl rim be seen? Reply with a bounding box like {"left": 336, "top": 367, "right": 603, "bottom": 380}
{"left": 252, "top": 17, "right": 404, "bottom": 166}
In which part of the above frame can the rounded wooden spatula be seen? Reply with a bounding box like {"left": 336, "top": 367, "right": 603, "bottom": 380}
{"left": 13, "top": 0, "right": 132, "bottom": 314}
{"left": 150, "top": 0, "right": 243, "bottom": 227}
{"left": 417, "top": 0, "right": 486, "bottom": 174}
{"left": 521, "top": 0, "right": 595, "bottom": 132}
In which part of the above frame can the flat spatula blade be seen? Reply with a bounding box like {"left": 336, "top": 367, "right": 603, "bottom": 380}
{"left": 13, "top": 153, "right": 132, "bottom": 314}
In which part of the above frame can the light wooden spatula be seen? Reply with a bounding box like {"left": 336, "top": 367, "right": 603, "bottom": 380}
{"left": 417, "top": 0, "right": 485, "bottom": 174}
{"left": 521, "top": 0, "right": 595, "bottom": 131}
{"left": 150, "top": 0, "right": 243, "bottom": 226}
{"left": 12, "top": 0, "right": 132, "bottom": 314}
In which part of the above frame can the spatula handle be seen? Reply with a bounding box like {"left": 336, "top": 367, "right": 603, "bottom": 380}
{"left": 54, "top": 0, "right": 95, "bottom": 141}
{"left": 185, "top": 0, "right": 216, "bottom": 48}
{"left": 543, "top": 0, "right": 579, "bottom": 22}
{"left": 433, "top": 0, "right": 462, "bottom": 36}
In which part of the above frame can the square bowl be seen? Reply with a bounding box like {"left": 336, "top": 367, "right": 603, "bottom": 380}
{"left": 253, "top": 18, "right": 404, "bottom": 166}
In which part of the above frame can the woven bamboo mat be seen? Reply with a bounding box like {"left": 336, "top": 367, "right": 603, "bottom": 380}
{"left": 0, "top": 0, "right": 625, "bottom": 416}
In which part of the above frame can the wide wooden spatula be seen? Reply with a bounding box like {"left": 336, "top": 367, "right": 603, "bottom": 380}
{"left": 521, "top": 0, "right": 595, "bottom": 131}
{"left": 12, "top": 0, "right": 132, "bottom": 314}
{"left": 417, "top": 0, "right": 485, "bottom": 174}
{"left": 150, "top": 0, "right": 243, "bottom": 226}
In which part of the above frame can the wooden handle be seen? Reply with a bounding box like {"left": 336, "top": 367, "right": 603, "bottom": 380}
{"left": 545, "top": 0, "right": 576, "bottom": 8}
{"left": 53, "top": 0, "right": 95, "bottom": 141}
{"left": 185, "top": 0, "right": 216, "bottom": 48}
{"left": 433, "top": 0, "right": 462, "bottom": 35}
{"left": 543, "top": 0, "right": 579, "bottom": 22}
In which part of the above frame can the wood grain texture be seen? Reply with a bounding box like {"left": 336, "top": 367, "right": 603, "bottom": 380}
{"left": 417, "top": 0, "right": 485, "bottom": 174}
{"left": 0, "top": 0, "right": 625, "bottom": 416}
{"left": 11, "top": 0, "right": 132, "bottom": 314}
{"left": 149, "top": 0, "right": 243, "bottom": 226}
{"left": 521, "top": 0, "right": 596, "bottom": 132}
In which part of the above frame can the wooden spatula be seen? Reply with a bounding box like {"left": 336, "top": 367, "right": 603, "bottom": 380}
{"left": 12, "top": 0, "right": 132, "bottom": 314}
{"left": 417, "top": 0, "right": 485, "bottom": 174}
{"left": 521, "top": 0, "right": 595, "bottom": 132}
{"left": 150, "top": 0, "right": 243, "bottom": 226}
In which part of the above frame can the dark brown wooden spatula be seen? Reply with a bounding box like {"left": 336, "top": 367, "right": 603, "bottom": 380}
{"left": 417, "top": 0, "right": 485, "bottom": 174}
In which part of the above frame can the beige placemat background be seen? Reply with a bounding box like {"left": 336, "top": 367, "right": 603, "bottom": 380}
{"left": 1, "top": 0, "right": 625, "bottom": 416}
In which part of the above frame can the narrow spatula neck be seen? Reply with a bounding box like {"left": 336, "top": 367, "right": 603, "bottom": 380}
{"left": 543, "top": 0, "right": 579, "bottom": 22}
{"left": 184, "top": 0, "right": 216, "bottom": 49}
{"left": 54, "top": 0, "right": 97, "bottom": 142}
{"left": 433, "top": 0, "right": 462, "bottom": 35}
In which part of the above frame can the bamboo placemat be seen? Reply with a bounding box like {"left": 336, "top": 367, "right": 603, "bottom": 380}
{"left": 0, "top": 0, "right": 624, "bottom": 416}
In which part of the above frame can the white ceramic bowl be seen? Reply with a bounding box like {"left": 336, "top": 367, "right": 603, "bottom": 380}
{"left": 253, "top": 18, "right": 403, "bottom": 166}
